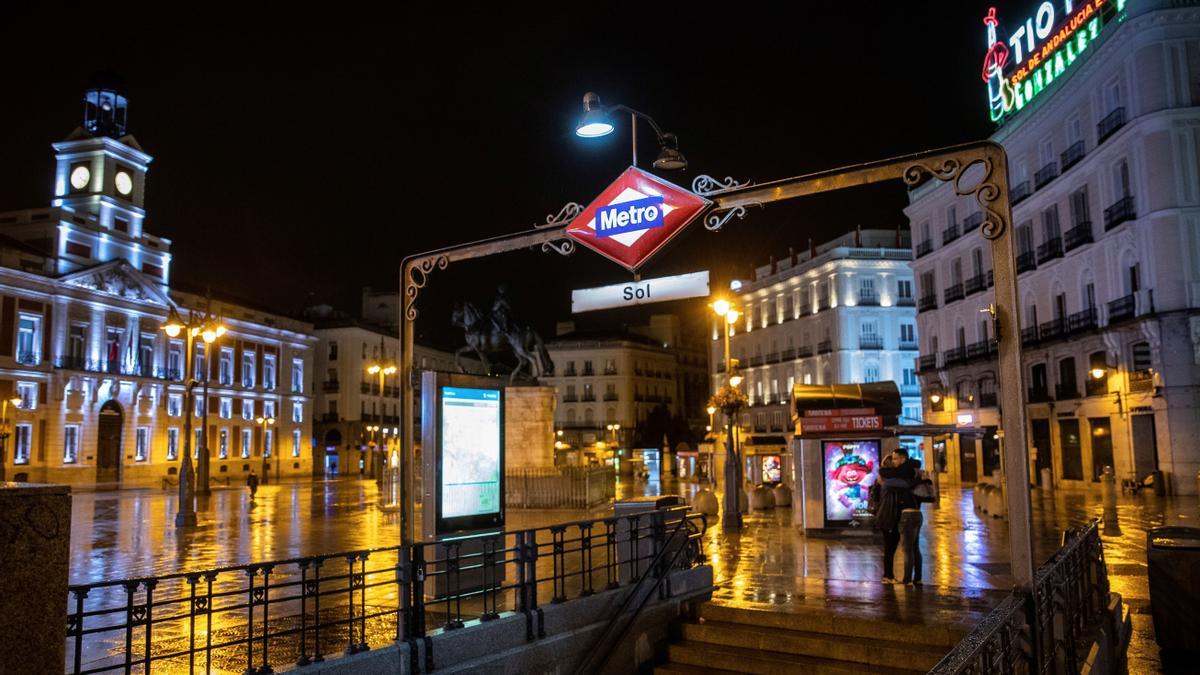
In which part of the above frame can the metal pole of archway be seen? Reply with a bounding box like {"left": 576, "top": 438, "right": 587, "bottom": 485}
{"left": 399, "top": 138, "right": 1034, "bottom": 590}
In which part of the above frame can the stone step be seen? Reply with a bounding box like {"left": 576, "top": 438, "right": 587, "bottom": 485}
{"left": 653, "top": 664, "right": 744, "bottom": 675}
{"left": 666, "top": 640, "right": 925, "bottom": 675}
{"left": 682, "top": 620, "right": 948, "bottom": 672}
{"left": 700, "top": 602, "right": 967, "bottom": 649}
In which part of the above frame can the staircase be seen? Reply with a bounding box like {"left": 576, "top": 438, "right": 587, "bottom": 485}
{"left": 656, "top": 602, "right": 966, "bottom": 674}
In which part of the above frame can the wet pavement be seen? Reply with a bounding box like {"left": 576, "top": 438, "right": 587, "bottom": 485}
{"left": 66, "top": 475, "right": 1199, "bottom": 673}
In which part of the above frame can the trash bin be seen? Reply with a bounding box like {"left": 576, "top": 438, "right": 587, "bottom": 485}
{"left": 1146, "top": 526, "right": 1200, "bottom": 650}
{"left": 613, "top": 495, "right": 686, "bottom": 582}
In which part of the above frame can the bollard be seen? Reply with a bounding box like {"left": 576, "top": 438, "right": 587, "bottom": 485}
{"left": 1101, "top": 465, "right": 1122, "bottom": 536}
{"left": 1040, "top": 467, "right": 1053, "bottom": 492}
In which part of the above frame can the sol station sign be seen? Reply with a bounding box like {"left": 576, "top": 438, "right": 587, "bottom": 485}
{"left": 983, "top": 0, "right": 1128, "bottom": 123}
{"left": 566, "top": 166, "right": 711, "bottom": 272}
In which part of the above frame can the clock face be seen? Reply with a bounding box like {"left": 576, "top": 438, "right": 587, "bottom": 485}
{"left": 114, "top": 171, "right": 133, "bottom": 196}
{"left": 70, "top": 166, "right": 91, "bottom": 191}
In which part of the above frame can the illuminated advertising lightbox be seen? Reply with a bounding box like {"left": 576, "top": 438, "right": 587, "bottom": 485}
{"left": 823, "top": 440, "right": 880, "bottom": 526}
{"left": 761, "top": 455, "right": 782, "bottom": 484}
{"left": 438, "top": 386, "right": 504, "bottom": 531}
{"left": 983, "top": 0, "right": 1128, "bottom": 123}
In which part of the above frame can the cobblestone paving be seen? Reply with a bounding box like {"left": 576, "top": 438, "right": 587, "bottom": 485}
{"left": 68, "top": 476, "right": 1198, "bottom": 672}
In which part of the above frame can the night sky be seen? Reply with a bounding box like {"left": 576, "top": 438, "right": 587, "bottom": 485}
{"left": 0, "top": 8, "right": 994, "bottom": 346}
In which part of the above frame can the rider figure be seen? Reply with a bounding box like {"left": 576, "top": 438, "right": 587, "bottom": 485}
{"left": 491, "top": 285, "right": 515, "bottom": 338}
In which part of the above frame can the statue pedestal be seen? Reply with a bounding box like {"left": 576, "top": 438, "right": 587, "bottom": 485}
{"left": 0, "top": 483, "right": 71, "bottom": 674}
{"left": 505, "top": 386, "right": 557, "bottom": 468}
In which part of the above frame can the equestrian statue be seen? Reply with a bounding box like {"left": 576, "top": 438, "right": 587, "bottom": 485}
{"left": 451, "top": 286, "right": 554, "bottom": 383}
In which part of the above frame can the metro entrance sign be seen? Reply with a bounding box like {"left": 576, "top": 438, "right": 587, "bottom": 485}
{"left": 566, "top": 166, "right": 711, "bottom": 272}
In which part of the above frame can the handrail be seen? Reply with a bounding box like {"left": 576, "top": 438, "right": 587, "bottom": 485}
{"left": 578, "top": 512, "right": 706, "bottom": 674}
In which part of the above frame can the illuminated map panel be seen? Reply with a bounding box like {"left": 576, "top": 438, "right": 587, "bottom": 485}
{"left": 440, "top": 386, "right": 502, "bottom": 519}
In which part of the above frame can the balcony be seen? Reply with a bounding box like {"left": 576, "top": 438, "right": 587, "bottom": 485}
{"left": 918, "top": 294, "right": 938, "bottom": 313}
{"left": 1107, "top": 294, "right": 1135, "bottom": 323}
{"left": 895, "top": 296, "right": 916, "bottom": 307}
{"left": 1021, "top": 326, "right": 1040, "bottom": 346}
{"left": 580, "top": 393, "right": 596, "bottom": 402}
{"left": 943, "top": 346, "right": 966, "bottom": 365}
{"left": 1016, "top": 251, "right": 1037, "bottom": 274}
{"left": 1067, "top": 307, "right": 1098, "bottom": 334}
{"left": 1060, "top": 140, "right": 1086, "bottom": 172}
{"left": 900, "top": 384, "right": 920, "bottom": 396}
{"left": 603, "top": 366, "right": 617, "bottom": 375}
{"left": 916, "top": 240, "right": 934, "bottom": 258}
{"left": 603, "top": 392, "right": 618, "bottom": 401}
{"left": 797, "top": 304, "right": 811, "bottom": 316}
{"left": 917, "top": 354, "right": 938, "bottom": 372}
{"left": 979, "top": 392, "right": 998, "bottom": 407}
{"left": 1103, "top": 195, "right": 1135, "bottom": 231}
{"left": 1027, "top": 387, "right": 1053, "bottom": 403}
{"left": 966, "top": 338, "right": 996, "bottom": 360}
{"left": 582, "top": 367, "right": 595, "bottom": 376}
{"left": 899, "top": 340, "right": 919, "bottom": 351}
{"left": 1034, "top": 161, "right": 1059, "bottom": 190}
{"left": 1036, "top": 237, "right": 1063, "bottom": 264}
{"left": 1129, "top": 369, "right": 1154, "bottom": 394}
{"left": 748, "top": 355, "right": 764, "bottom": 367}
{"left": 1039, "top": 318, "right": 1065, "bottom": 341}
{"left": 562, "top": 394, "right": 577, "bottom": 402}
{"left": 1010, "top": 180, "right": 1032, "bottom": 205}
{"left": 962, "top": 211, "right": 984, "bottom": 234}
{"left": 1097, "top": 107, "right": 1126, "bottom": 143}
{"left": 360, "top": 382, "right": 373, "bottom": 394}
{"left": 1063, "top": 221, "right": 1093, "bottom": 252}
{"left": 1085, "top": 376, "right": 1108, "bottom": 398}
{"left": 16, "top": 351, "right": 39, "bottom": 366}
{"left": 563, "top": 367, "right": 577, "bottom": 377}
{"left": 817, "top": 340, "right": 833, "bottom": 354}
{"left": 797, "top": 345, "right": 814, "bottom": 358}
{"left": 1055, "top": 384, "right": 1079, "bottom": 400}
{"left": 943, "top": 283, "right": 964, "bottom": 304}
{"left": 859, "top": 334, "right": 884, "bottom": 350}
{"left": 816, "top": 296, "right": 831, "bottom": 312}
{"left": 781, "top": 348, "right": 796, "bottom": 361}
{"left": 857, "top": 293, "right": 879, "bottom": 306}
{"left": 322, "top": 380, "right": 340, "bottom": 393}
{"left": 942, "top": 223, "right": 960, "bottom": 245}
{"left": 765, "top": 352, "right": 780, "bottom": 364}
{"left": 964, "top": 274, "right": 988, "bottom": 297}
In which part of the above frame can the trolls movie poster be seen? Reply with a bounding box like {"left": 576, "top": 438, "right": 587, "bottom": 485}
{"left": 823, "top": 440, "right": 881, "bottom": 524}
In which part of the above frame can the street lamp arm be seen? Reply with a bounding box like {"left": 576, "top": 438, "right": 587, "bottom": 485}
{"left": 606, "top": 104, "right": 668, "bottom": 143}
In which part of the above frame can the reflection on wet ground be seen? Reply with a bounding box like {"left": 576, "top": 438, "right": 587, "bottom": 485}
{"left": 67, "top": 476, "right": 1197, "bottom": 673}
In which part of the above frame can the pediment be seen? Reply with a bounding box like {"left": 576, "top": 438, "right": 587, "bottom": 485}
{"left": 60, "top": 260, "right": 171, "bottom": 305}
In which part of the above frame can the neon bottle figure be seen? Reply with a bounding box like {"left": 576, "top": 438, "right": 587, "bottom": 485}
{"left": 982, "top": 7, "right": 1012, "bottom": 121}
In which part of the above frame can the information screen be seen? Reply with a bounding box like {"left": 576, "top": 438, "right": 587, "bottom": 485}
{"left": 823, "top": 440, "right": 880, "bottom": 524}
{"left": 440, "top": 386, "right": 502, "bottom": 520}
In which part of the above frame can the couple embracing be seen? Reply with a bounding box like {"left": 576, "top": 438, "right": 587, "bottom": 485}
{"left": 869, "top": 447, "right": 935, "bottom": 586}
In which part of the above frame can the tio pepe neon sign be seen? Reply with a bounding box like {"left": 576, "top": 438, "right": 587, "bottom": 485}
{"left": 983, "top": 0, "right": 1128, "bottom": 123}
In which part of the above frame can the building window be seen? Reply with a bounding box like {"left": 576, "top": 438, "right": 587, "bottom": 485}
{"left": 241, "top": 428, "right": 252, "bottom": 459}
{"left": 1131, "top": 342, "right": 1152, "bottom": 372}
{"left": 292, "top": 401, "right": 303, "bottom": 423}
{"left": 166, "top": 428, "right": 179, "bottom": 461}
{"left": 291, "top": 358, "right": 304, "bottom": 393}
{"left": 859, "top": 278, "right": 875, "bottom": 303}
{"left": 900, "top": 324, "right": 915, "bottom": 344}
{"left": 242, "top": 351, "right": 255, "bottom": 388}
{"left": 16, "top": 382, "right": 37, "bottom": 410}
{"left": 292, "top": 429, "right": 302, "bottom": 457}
{"left": 242, "top": 399, "right": 254, "bottom": 421}
{"left": 194, "top": 396, "right": 205, "bottom": 417}
{"left": 864, "top": 364, "right": 880, "bottom": 383}
{"left": 219, "top": 429, "right": 229, "bottom": 459}
{"left": 903, "top": 368, "right": 917, "bottom": 386}
{"left": 64, "top": 425, "right": 80, "bottom": 463}
{"left": 13, "top": 424, "right": 32, "bottom": 464}
{"left": 16, "top": 314, "right": 40, "bottom": 365}
{"left": 168, "top": 341, "right": 183, "bottom": 380}
{"left": 264, "top": 429, "right": 274, "bottom": 458}
{"left": 897, "top": 279, "right": 913, "bottom": 299}
{"left": 194, "top": 344, "right": 207, "bottom": 382}
{"left": 135, "top": 427, "right": 149, "bottom": 461}
{"left": 328, "top": 340, "right": 338, "bottom": 361}
{"left": 263, "top": 401, "right": 276, "bottom": 419}
{"left": 263, "top": 354, "right": 277, "bottom": 390}
{"left": 194, "top": 428, "right": 203, "bottom": 459}
{"left": 219, "top": 348, "right": 234, "bottom": 385}
{"left": 168, "top": 393, "right": 182, "bottom": 417}
{"left": 219, "top": 397, "right": 232, "bottom": 419}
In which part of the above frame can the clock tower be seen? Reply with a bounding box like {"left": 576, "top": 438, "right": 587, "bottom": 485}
{"left": 46, "top": 73, "right": 171, "bottom": 282}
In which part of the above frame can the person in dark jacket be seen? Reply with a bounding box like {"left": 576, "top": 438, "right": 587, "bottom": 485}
{"left": 247, "top": 470, "right": 259, "bottom": 500}
{"left": 877, "top": 448, "right": 919, "bottom": 583}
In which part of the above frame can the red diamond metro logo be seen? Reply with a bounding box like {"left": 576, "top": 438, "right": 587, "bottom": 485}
{"left": 566, "top": 167, "right": 711, "bottom": 272}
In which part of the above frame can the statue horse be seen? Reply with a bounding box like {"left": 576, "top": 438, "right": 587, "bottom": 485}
{"left": 451, "top": 301, "right": 554, "bottom": 383}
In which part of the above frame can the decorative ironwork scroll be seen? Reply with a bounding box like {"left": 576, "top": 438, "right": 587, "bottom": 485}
{"left": 903, "top": 156, "right": 1007, "bottom": 240}
{"left": 404, "top": 255, "right": 449, "bottom": 321}
{"left": 541, "top": 239, "right": 575, "bottom": 256}
{"left": 691, "top": 175, "right": 751, "bottom": 196}
{"left": 535, "top": 202, "right": 584, "bottom": 228}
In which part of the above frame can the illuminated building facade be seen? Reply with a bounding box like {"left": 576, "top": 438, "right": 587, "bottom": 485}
{"left": 712, "top": 229, "right": 922, "bottom": 479}
{"left": 908, "top": 0, "right": 1200, "bottom": 493}
{"left": 0, "top": 78, "right": 317, "bottom": 487}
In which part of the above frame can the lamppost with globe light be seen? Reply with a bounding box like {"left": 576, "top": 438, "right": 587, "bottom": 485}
{"left": 711, "top": 298, "right": 746, "bottom": 529}
{"left": 161, "top": 303, "right": 226, "bottom": 527}
{"left": 255, "top": 415, "right": 275, "bottom": 484}
{"left": 366, "top": 340, "right": 397, "bottom": 482}
{"left": 0, "top": 396, "right": 24, "bottom": 482}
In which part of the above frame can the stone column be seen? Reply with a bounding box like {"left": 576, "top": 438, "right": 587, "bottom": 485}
{"left": 0, "top": 483, "right": 71, "bottom": 674}
{"left": 504, "top": 386, "right": 556, "bottom": 468}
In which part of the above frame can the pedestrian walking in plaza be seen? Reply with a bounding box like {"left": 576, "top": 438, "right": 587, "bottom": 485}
{"left": 247, "top": 470, "right": 259, "bottom": 501}
{"left": 876, "top": 448, "right": 919, "bottom": 584}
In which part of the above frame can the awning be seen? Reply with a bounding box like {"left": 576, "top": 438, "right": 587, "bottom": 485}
{"left": 886, "top": 424, "right": 987, "bottom": 437}
{"left": 793, "top": 382, "right": 902, "bottom": 418}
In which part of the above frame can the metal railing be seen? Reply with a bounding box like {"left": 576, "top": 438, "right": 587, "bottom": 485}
{"left": 1060, "top": 140, "right": 1085, "bottom": 172}
{"left": 931, "top": 520, "right": 1110, "bottom": 675}
{"left": 942, "top": 223, "right": 960, "bottom": 245}
{"left": 506, "top": 466, "right": 615, "bottom": 509}
{"left": 1097, "top": 107, "right": 1126, "bottom": 143}
{"left": 916, "top": 239, "right": 934, "bottom": 258}
{"left": 1016, "top": 250, "right": 1037, "bottom": 274}
{"left": 963, "top": 211, "right": 984, "bottom": 233}
{"left": 1036, "top": 237, "right": 1063, "bottom": 264}
{"left": 1063, "top": 221, "right": 1093, "bottom": 251}
{"left": 918, "top": 294, "right": 938, "bottom": 312}
{"left": 858, "top": 334, "right": 883, "bottom": 350}
{"left": 1104, "top": 195, "right": 1135, "bottom": 231}
{"left": 943, "top": 283, "right": 964, "bottom": 304}
{"left": 1034, "top": 161, "right": 1058, "bottom": 189}
{"left": 1010, "top": 180, "right": 1032, "bottom": 205}
{"left": 65, "top": 506, "right": 707, "bottom": 675}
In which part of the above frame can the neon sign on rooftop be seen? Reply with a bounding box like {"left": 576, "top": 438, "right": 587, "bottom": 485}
{"left": 984, "top": 0, "right": 1128, "bottom": 122}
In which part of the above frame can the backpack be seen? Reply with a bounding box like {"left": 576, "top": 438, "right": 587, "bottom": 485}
{"left": 912, "top": 470, "right": 935, "bottom": 503}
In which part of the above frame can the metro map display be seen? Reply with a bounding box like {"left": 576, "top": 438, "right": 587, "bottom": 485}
{"left": 440, "top": 386, "right": 502, "bottom": 521}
